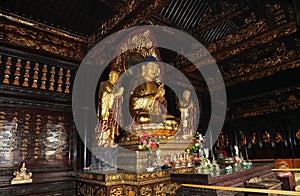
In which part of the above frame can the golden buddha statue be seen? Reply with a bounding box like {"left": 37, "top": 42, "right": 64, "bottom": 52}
{"left": 262, "top": 131, "right": 271, "bottom": 143}
{"left": 11, "top": 163, "right": 32, "bottom": 184}
{"left": 275, "top": 132, "right": 284, "bottom": 143}
{"left": 217, "top": 131, "right": 226, "bottom": 148}
{"left": 296, "top": 129, "right": 300, "bottom": 140}
{"left": 240, "top": 132, "right": 247, "bottom": 147}
{"left": 251, "top": 132, "right": 258, "bottom": 145}
{"left": 129, "top": 56, "right": 178, "bottom": 135}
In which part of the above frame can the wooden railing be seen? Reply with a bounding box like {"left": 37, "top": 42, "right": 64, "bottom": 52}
{"left": 181, "top": 184, "right": 300, "bottom": 195}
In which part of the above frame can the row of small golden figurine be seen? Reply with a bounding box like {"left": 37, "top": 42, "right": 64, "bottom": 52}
{"left": 21, "top": 114, "right": 31, "bottom": 160}
{"left": 2, "top": 57, "right": 71, "bottom": 76}
{"left": 1, "top": 56, "right": 70, "bottom": 93}
{"left": 240, "top": 131, "right": 285, "bottom": 147}
{"left": 169, "top": 150, "right": 194, "bottom": 168}
{"left": 33, "top": 115, "right": 42, "bottom": 159}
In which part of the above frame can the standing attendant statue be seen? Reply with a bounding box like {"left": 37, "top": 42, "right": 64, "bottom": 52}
{"left": 95, "top": 70, "right": 124, "bottom": 147}
{"left": 178, "top": 90, "right": 196, "bottom": 139}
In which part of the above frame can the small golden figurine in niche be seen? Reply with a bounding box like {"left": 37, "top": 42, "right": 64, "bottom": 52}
{"left": 217, "top": 131, "right": 226, "bottom": 148}
{"left": 5, "top": 57, "right": 12, "bottom": 66}
{"left": 64, "top": 85, "right": 70, "bottom": 93}
{"left": 240, "top": 132, "right": 247, "bottom": 147}
{"left": 25, "top": 61, "right": 31, "bottom": 70}
{"left": 4, "top": 65, "right": 11, "bottom": 75}
{"left": 16, "top": 59, "right": 22, "bottom": 68}
{"left": 275, "top": 132, "right": 284, "bottom": 142}
{"left": 296, "top": 129, "right": 300, "bottom": 140}
{"left": 3, "top": 75, "right": 10, "bottom": 84}
{"left": 22, "top": 78, "right": 29, "bottom": 87}
{"left": 11, "top": 163, "right": 32, "bottom": 184}
{"left": 42, "top": 64, "right": 47, "bottom": 73}
{"left": 32, "top": 79, "right": 38, "bottom": 88}
{"left": 14, "top": 67, "right": 21, "bottom": 76}
{"left": 50, "top": 66, "right": 55, "bottom": 74}
{"left": 34, "top": 63, "right": 39, "bottom": 71}
{"left": 13, "top": 76, "right": 19, "bottom": 86}
{"left": 251, "top": 132, "right": 258, "bottom": 145}
{"left": 24, "top": 70, "right": 30, "bottom": 78}
{"left": 262, "top": 131, "right": 271, "bottom": 143}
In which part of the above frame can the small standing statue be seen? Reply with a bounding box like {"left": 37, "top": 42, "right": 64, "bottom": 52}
{"left": 240, "top": 132, "right": 247, "bottom": 147}
{"left": 296, "top": 129, "right": 300, "bottom": 140}
{"left": 178, "top": 90, "right": 195, "bottom": 139}
{"left": 217, "top": 131, "right": 226, "bottom": 148}
{"left": 95, "top": 70, "right": 124, "bottom": 147}
{"left": 262, "top": 131, "right": 271, "bottom": 143}
{"left": 11, "top": 163, "right": 32, "bottom": 184}
{"left": 275, "top": 132, "right": 284, "bottom": 143}
{"left": 251, "top": 132, "right": 258, "bottom": 145}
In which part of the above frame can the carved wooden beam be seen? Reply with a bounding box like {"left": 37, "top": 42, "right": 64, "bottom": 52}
{"left": 91, "top": 0, "right": 171, "bottom": 46}
{"left": 0, "top": 12, "right": 86, "bottom": 61}
{"left": 215, "top": 19, "right": 296, "bottom": 61}
{"left": 185, "top": 21, "right": 297, "bottom": 66}
{"left": 225, "top": 57, "right": 300, "bottom": 87}
{"left": 229, "top": 85, "right": 300, "bottom": 119}
{"left": 191, "top": 6, "right": 249, "bottom": 37}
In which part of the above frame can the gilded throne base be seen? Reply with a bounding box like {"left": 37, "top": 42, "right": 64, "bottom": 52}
{"left": 117, "top": 135, "right": 192, "bottom": 172}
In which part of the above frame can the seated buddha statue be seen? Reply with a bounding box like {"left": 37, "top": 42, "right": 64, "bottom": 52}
{"left": 129, "top": 56, "right": 179, "bottom": 135}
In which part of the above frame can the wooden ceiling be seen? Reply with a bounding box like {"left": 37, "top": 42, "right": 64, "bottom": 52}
{"left": 0, "top": 0, "right": 300, "bottom": 97}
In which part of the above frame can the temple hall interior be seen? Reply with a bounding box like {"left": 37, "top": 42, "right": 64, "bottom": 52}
{"left": 0, "top": 0, "right": 300, "bottom": 195}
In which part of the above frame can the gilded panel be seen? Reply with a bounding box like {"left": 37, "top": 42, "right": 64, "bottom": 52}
{"left": 0, "top": 15, "right": 85, "bottom": 61}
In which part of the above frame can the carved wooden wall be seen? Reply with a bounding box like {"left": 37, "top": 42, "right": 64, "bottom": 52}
{"left": 0, "top": 46, "right": 78, "bottom": 195}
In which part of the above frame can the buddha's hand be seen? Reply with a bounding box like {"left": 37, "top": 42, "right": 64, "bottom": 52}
{"left": 115, "top": 87, "right": 124, "bottom": 97}
{"left": 155, "top": 84, "right": 165, "bottom": 98}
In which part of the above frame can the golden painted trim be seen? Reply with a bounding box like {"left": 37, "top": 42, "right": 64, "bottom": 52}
{"left": 78, "top": 178, "right": 123, "bottom": 187}
{"left": 181, "top": 184, "right": 299, "bottom": 195}
{"left": 272, "top": 168, "right": 300, "bottom": 172}
{"left": 0, "top": 12, "right": 87, "bottom": 42}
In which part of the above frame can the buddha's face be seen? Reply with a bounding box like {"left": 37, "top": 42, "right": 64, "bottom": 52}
{"left": 143, "top": 62, "right": 159, "bottom": 81}
{"left": 109, "top": 71, "right": 120, "bottom": 85}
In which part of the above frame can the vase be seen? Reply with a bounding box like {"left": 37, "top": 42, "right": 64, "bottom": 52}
{"left": 147, "top": 152, "right": 153, "bottom": 168}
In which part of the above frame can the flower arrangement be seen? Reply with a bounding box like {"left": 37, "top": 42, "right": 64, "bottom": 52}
{"left": 235, "top": 157, "right": 241, "bottom": 163}
{"left": 138, "top": 132, "right": 160, "bottom": 152}
{"left": 189, "top": 133, "right": 205, "bottom": 152}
